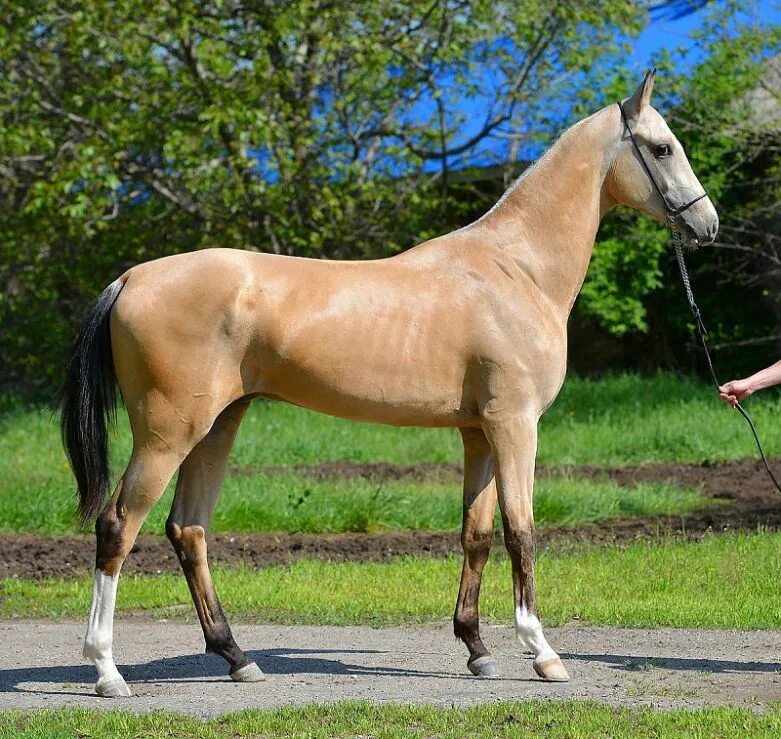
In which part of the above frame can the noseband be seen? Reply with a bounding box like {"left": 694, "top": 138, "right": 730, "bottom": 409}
{"left": 617, "top": 101, "right": 708, "bottom": 222}
{"left": 617, "top": 100, "right": 781, "bottom": 495}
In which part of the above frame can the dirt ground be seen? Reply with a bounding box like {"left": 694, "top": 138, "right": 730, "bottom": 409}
{"left": 0, "top": 620, "right": 778, "bottom": 716}
{"left": 1, "top": 457, "right": 781, "bottom": 580}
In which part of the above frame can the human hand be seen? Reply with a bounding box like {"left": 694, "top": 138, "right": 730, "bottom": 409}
{"left": 718, "top": 379, "right": 754, "bottom": 407}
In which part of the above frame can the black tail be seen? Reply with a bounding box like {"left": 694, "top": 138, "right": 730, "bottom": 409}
{"left": 59, "top": 279, "right": 125, "bottom": 523}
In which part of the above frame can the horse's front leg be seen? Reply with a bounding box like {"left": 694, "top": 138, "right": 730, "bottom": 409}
{"left": 484, "top": 413, "right": 570, "bottom": 682}
{"left": 453, "top": 427, "right": 499, "bottom": 677}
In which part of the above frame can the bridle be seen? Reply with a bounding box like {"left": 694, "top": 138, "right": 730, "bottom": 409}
{"left": 618, "top": 100, "right": 781, "bottom": 495}
{"left": 617, "top": 101, "right": 708, "bottom": 222}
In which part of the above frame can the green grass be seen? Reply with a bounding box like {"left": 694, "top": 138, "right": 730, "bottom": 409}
{"left": 6, "top": 371, "right": 781, "bottom": 470}
{"left": 2, "top": 702, "right": 780, "bottom": 739}
{"left": 4, "top": 533, "right": 780, "bottom": 629}
{"left": 538, "top": 371, "right": 781, "bottom": 466}
{"left": 0, "top": 463, "right": 702, "bottom": 536}
{"left": 1, "top": 371, "right": 761, "bottom": 536}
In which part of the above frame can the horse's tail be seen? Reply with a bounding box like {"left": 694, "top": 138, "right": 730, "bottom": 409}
{"left": 59, "top": 278, "right": 125, "bottom": 523}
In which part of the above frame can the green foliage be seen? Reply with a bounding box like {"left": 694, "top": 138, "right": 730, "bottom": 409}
{"left": 580, "top": 217, "right": 667, "bottom": 335}
{"left": 1, "top": 1, "right": 778, "bottom": 387}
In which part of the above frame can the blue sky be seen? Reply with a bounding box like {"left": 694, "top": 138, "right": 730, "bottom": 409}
{"left": 631, "top": 1, "right": 780, "bottom": 71}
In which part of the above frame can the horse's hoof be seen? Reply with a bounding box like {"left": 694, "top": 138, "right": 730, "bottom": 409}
{"left": 468, "top": 655, "right": 501, "bottom": 677}
{"left": 95, "top": 677, "right": 132, "bottom": 698}
{"left": 230, "top": 661, "right": 265, "bottom": 682}
{"left": 533, "top": 657, "right": 570, "bottom": 682}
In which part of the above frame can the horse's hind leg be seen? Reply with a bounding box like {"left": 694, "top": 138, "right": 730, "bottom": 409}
{"left": 84, "top": 443, "right": 184, "bottom": 697}
{"left": 165, "top": 399, "right": 263, "bottom": 683}
{"left": 454, "top": 428, "right": 500, "bottom": 677}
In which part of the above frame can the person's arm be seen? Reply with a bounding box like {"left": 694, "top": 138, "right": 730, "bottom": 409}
{"left": 718, "top": 359, "right": 781, "bottom": 407}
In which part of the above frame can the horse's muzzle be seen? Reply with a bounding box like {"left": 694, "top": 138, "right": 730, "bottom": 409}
{"left": 675, "top": 210, "right": 718, "bottom": 249}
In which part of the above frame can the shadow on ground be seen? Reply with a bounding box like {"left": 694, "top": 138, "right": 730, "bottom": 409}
{"left": 2, "top": 646, "right": 778, "bottom": 697}
{"left": 560, "top": 652, "right": 780, "bottom": 674}
{"left": 0, "top": 646, "right": 520, "bottom": 694}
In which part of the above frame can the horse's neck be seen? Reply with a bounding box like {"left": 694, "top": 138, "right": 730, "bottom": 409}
{"left": 477, "top": 108, "right": 616, "bottom": 316}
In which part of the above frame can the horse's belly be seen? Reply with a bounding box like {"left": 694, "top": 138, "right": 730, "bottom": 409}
{"left": 247, "top": 323, "right": 477, "bottom": 427}
{"left": 280, "top": 375, "right": 471, "bottom": 427}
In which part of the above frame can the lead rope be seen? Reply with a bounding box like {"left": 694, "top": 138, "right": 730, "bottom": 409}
{"left": 671, "top": 221, "right": 781, "bottom": 494}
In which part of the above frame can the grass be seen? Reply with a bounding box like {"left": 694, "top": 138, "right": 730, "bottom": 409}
{"left": 3, "top": 533, "right": 780, "bottom": 629}
{"left": 0, "top": 371, "right": 761, "bottom": 536}
{"left": 2, "top": 702, "right": 781, "bottom": 739}
{"left": 539, "top": 372, "right": 781, "bottom": 465}
{"left": 0, "top": 465, "right": 703, "bottom": 536}
{"left": 6, "top": 372, "right": 781, "bottom": 469}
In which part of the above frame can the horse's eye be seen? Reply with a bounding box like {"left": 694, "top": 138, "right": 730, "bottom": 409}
{"left": 654, "top": 143, "right": 672, "bottom": 159}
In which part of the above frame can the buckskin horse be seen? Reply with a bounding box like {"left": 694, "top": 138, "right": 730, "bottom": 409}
{"left": 61, "top": 71, "right": 718, "bottom": 697}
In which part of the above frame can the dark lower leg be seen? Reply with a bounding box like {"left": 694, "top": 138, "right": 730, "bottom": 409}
{"left": 167, "top": 522, "right": 251, "bottom": 673}
{"left": 94, "top": 479, "right": 127, "bottom": 576}
{"left": 165, "top": 400, "right": 252, "bottom": 675}
{"left": 454, "top": 428, "right": 497, "bottom": 669}
{"left": 453, "top": 526, "right": 493, "bottom": 662}
{"left": 504, "top": 524, "right": 537, "bottom": 620}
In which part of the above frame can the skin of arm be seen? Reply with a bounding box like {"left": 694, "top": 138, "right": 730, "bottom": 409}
{"left": 718, "top": 359, "right": 781, "bottom": 407}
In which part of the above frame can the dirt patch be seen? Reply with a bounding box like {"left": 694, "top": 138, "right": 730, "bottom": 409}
{"left": 558, "top": 457, "right": 781, "bottom": 505}
{"left": 245, "top": 456, "right": 781, "bottom": 505}
{"left": 541, "top": 456, "right": 781, "bottom": 548}
{"left": 1, "top": 458, "right": 780, "bottom": 580}
{"left": 0, "top": 530, "right": 465, "bottom": 581}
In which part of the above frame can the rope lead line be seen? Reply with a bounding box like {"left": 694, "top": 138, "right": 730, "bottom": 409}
{"left": 672, "top": 224, "right": 781, "bottom": 495}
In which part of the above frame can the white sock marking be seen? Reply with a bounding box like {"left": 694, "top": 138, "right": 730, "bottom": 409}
{"left": 83, "top": 570, "right": 125, "bottom": 688}
{"left": 515, "top": 604, "right": 559, "bottom": 664}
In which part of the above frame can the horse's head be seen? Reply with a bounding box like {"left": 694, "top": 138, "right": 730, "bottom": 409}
{"left": 608, "top": 70, "right": 719, "bottom": 248}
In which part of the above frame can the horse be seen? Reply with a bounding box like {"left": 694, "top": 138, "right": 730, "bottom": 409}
{"left": 60, "top": 71, "right": 718, "bottom": 697}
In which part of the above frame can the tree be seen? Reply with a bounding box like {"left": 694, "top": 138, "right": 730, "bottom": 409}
{"left": 1, "top": 1, "right": 651, "bottom": 253}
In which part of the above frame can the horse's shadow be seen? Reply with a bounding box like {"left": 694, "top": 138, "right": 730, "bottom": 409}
{"left": 0, "top": 646, "right": 525, "bottom": 695}
{"left": 559, "top": 652, "right": 781, "bottom": 675}
{"left": 4, "top": 648, "right": 776, "bottom": 696}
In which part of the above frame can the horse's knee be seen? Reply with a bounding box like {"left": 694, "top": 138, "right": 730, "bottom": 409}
{"left": 461, "top": 527, "right": 493, "bottom": 573}
{"left": 453, "top": 608, "right": 479, "bottom": 642}
{"left": 455, "top": 528, "right": 493, "bottom": 643}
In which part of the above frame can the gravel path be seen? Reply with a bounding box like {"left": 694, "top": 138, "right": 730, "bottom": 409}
{"left": 0, "top": 620, "right": 779, "bottom": 716}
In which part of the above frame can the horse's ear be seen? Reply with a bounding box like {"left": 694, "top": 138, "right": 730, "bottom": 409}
{"left": 623, "top": 68, "right": 656, "bottom": 121}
